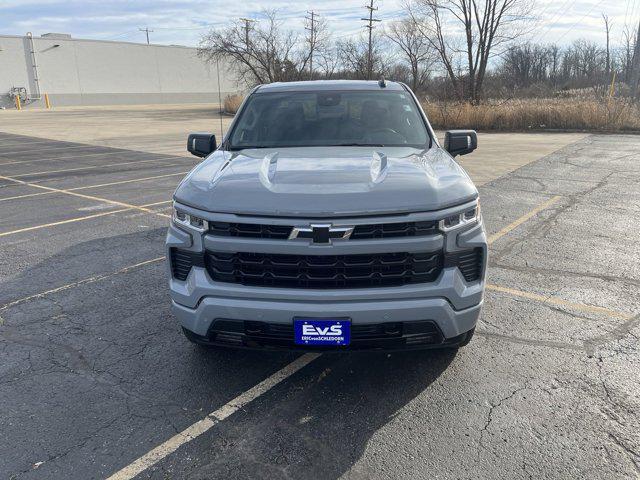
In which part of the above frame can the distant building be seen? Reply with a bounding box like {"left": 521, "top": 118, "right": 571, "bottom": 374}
{"left": 0, "top": 33, "right": 239, "bottom": 108}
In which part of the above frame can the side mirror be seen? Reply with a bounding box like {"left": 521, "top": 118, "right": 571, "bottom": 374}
{"left": 444, "top": 130, "right": 477, "bottom": 157}
{"left": 187, "top": 132, "right": 217, "bottom": 158}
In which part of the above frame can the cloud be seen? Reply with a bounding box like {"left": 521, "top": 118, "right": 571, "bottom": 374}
{"left": 0, "top": 0, "right": 631, "bottom": 47}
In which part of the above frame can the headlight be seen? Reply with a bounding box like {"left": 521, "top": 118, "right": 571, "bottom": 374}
{"left": 438, "top": 202, "right": 481, "bottom": 232}
{"left": 172, "top": 205, "right": 208, "bottom": 232}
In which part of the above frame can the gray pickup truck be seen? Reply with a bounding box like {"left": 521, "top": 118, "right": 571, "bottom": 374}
{"left": 167, "top": 80, "right": 486, "bottom": 351}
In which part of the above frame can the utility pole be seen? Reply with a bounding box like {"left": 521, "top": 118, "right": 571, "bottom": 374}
{"left": 139, "top": 27, "right": 153, "bottom": 45}
{"left": 305, "top": 11, "right": 319, "bottom": 79}
{"left": 602, "top": 14, "right": 611, "bottom": 81}
{"left": 239, "top": 18, "right": 255, "bottom": 51}
{"left": 632, "top": 19, "right": 640, "bottom": 100}
{"left": 361, "top": 0, "right": 381, "bottom": 80}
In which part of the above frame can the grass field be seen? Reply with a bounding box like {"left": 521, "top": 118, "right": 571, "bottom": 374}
{"left": 423, "top": 98, "right": 640, "bottom": 132}
{"left": 224, "top": 94, "right": 640, "bottom": 133}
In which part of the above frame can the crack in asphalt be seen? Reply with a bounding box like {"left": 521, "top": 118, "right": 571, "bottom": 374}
{"left": 477, "top": 385, "right": 529, "bottom": 461}
{"left": 607, "top": 433, "right": 640, "bottom": 474}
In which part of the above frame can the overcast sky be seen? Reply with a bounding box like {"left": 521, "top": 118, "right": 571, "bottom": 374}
{"left": 0, "top": 0, "right": 637, "bottom": 47}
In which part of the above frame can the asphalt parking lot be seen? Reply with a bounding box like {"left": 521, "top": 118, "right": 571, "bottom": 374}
{"left": 0, "top": 131, "right": 639, "bottom": 479}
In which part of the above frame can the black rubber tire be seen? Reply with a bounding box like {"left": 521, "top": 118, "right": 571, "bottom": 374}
{"left": 457, "top": 327, "right": 476, "bottom": 348}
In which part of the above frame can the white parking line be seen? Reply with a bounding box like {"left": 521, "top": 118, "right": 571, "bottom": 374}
{"left": 4, "top": 156, "right": 194, "bottom": 178}
{"left": 0, "top": 148, "right": 186, "bottom": 167}
{"left": 106, "top": 353, "right": 321, "bottom": 480}
{"left": 0, "top": 144, "right": 103, "bottom": 155}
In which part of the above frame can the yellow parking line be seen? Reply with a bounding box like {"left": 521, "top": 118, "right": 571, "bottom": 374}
{"left": 487, "top": 195, "right": 562, "bottom": 245}
{"left": 486, "top": 284, "right": 631, "bottom": 320}
{"left": 0, "top": 171, "right": 189, "bottom": 203}
{"left": 0, "top": 200, "right": 171, "bottom": 238}
{"left": 0, "top": 174, "right": 171, "bottom": 217}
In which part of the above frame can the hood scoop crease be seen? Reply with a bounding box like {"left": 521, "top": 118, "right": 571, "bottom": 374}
{"left": 370, "top": 151, "right": 388, "bottom": 184}
{"left": 259, "top": 152, "right": 279, "bottom": 186}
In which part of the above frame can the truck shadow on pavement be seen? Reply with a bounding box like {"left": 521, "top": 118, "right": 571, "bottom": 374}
{"left": 1, "top": 227, "right": 457, "bottom": 479}
{"left": 156, "top": 348, "right": 458, "bottom": 479}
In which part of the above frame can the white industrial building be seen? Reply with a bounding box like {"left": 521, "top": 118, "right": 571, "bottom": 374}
{"left": 0, "top": 33, "right": 239, "bottom": 109}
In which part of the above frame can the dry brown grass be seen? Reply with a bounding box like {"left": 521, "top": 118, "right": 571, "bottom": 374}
{"left": 223, "top": 94, "right": 244, "bottom": 114}
{"left": 422, "top": 98, "right": 640, "bottom": 132}
{"left": 220, "top": 94, "right": 640, "bottom": 132}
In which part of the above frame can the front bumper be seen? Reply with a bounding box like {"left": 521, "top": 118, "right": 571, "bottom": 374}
{"left": 166, "top": 206, "right": 487, "bottom": 350}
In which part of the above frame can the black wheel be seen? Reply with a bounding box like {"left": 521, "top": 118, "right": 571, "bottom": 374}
{"left": 457, "top": 327, "right": 475, "bottom": 348}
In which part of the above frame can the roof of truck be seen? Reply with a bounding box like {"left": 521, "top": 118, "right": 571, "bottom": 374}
{"left": 255, "top": 80, "right": 405, "bottom": 92}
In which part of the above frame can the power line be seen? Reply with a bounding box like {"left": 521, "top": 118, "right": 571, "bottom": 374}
{"left": 361, "top": 0, "right": 381, "bottom": 80}
{"left": 533, "top": 0, "right": 580, "bottom": 43}
{"left": 138, "top": 27, "right": 153, "bottom": 45}
{"left": 554, "top": 0, "right": 607, "bottom": 43}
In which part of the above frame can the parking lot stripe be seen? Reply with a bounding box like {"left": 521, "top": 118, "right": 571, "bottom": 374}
{"left": 487, "top": 195, "right": 562, "bottom": 245}
{"left": 0, "top": 149, "right": 139, "bottom": 166}
{"left": 0, "top": 171, "right": 190, "bottom": 203}
{"left": 0, "top": 174, "right": 172, "bottom": 218}
{"left": 0, "top": 145, "right": 190, "bottom": 167}
{"left": 0, "top": 200, "right": 170, "bottom": 238}
{"left": 486, "top": 284, "right": 631, "bottom": 320}
{"left": 106, "top": 353, "right": 322, "bottom": 480}
{"left": 3, "top": 156, "right": 193, "bottom": 178}
{"left": 0, "top": 144, "right": 104, "bottom": 155}
{"left": 0, "top": 257, "right": 165, "bottom": 312}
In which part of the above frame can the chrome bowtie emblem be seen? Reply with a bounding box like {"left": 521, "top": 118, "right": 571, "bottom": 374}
{"left": 289, "top": 224, "right": 354, "bottom": 244}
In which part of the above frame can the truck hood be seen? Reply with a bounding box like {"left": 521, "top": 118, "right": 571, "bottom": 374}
{"left": 174, "top": 146, "right": 478, "bottom": 217}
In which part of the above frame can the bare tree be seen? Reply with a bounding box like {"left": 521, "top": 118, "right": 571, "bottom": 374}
{"left": 631, "top": 20, "right": 640, "bottom": 99}
{"left": 199, "top": 11, "right": 305, "bottom": 86}
{"left": 337, "top": 35, "right": 390, "bottom": 80}
{"left": 385, "top": 17, "right": 436, "bottom": 92}
{"left": 412, "top": 0, "right": 534, "bottom": 103}
{"left": 620, "top": 25, "right": 636, "bottom": 84}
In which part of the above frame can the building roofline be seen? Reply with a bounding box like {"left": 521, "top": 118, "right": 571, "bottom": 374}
{"left": 0, "top": 33, "right": 196, "bottom": 50}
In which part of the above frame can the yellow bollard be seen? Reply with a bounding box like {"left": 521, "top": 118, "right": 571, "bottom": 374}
{"left": 15, "top": 96, "right": 21, "bottom": 110}
{"left": 44, "top": 93, "right": 51, "bottom": 109}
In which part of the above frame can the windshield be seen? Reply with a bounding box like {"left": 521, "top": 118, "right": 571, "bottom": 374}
{"left": 227, "top": 90, "right": 430, "bottom": 150}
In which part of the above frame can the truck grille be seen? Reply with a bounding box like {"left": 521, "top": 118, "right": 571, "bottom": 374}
{"left": 209, "top": 222, "right": 292, "bottom": 239}
{"left": 350, "top": 221, "right": 437, "bottom": 239}
{"left": 205, "top": 251, "right": 443, "bottom": 289}
{"left": 208, "top": 221, "right": 437, "bottom": 240}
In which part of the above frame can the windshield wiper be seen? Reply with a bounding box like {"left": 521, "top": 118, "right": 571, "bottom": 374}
{"left": 332, "top": 143, "right": 385, "bottom": 147}
{"left": 227, "top": 145, "right": 269, "bottom": 151}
